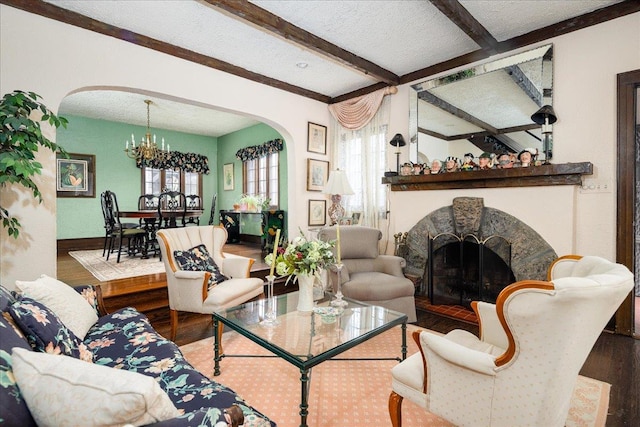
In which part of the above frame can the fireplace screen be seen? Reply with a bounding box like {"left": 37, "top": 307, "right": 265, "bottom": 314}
{"left": 426, "top": 233, "right": 515, "bottom": 307}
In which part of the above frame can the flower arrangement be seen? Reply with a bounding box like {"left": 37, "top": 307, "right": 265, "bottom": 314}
{"left": 265, "top": 231, "right": 335, "bottom": 285}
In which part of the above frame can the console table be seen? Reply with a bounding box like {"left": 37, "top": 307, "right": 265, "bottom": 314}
{"left": 219, "top": 210, "right": 285, "bottom": 252}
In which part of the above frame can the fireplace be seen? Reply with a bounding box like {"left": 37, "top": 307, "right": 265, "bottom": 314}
{"left": 401, "top": 197, "right": 557, "bottom": 304}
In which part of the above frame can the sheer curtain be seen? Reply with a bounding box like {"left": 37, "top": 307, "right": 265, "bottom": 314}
{"left": 329, "top": 95, "right": 390, "bottom": 231}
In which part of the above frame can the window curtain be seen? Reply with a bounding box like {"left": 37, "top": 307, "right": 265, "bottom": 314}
{"left": 136, "top": 151, "right": 210, "bottom": 174}
{"left": 235, "top": 138, "right": 284, "bottom": 161}
{"left": 329, "top": 88, "right": 393, "bottom": 237}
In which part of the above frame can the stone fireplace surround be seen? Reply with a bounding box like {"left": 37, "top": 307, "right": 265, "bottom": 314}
{"left": 403, "top": 197, "right": 557, "bottom": 285}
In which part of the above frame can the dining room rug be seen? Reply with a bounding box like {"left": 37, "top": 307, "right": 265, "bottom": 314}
{"left": 180, "top": 325, "right": 610, "bottom": 427}
{"left": 68, "top": 249, "right": 164, "bottom": 281}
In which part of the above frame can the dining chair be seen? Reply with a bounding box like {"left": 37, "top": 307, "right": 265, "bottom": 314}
{"left": 185, "top": 195, "right": 202, "bottom": 226}
{"left": 101, "top": 190, "right": 147, "bottom": 263}
{"left": 138, "top": 194, "right": 159, "bottom": 210}
{"left": 388, "top": 255, "right": 633, "bottom": 427}
{"left": 158, "top": 191, "right": 187, "bottom": 229}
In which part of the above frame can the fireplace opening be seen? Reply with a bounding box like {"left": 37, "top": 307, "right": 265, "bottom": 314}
{"left": 428, "top": 234, "right": 516, "bottom": 307}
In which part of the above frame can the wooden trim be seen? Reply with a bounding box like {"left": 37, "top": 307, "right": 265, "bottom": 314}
{"left": 156, "top": 232, "right": 177, "bottom": 273}
{"left": 494, "top": 280, "right": 555, "bottom": 367}
{"left": 546, "top": 254, "right": 582, "bottom": 280}
{"left": 388, "top": 391, "right": 403, "bottom": 427}
{"left": 412, "top": 329, "right": 429, "bottom": 394}
{"left": 57, "top": 237, "right": 104, "bottom": 253}
{"left": 616, "top": 69, "right": 640, "bottom": 336}
{"left": 382, "top": 162, "right": 592, "bottom": 191}
{"left": 430, "top": 0, "right": 499, "bottom": 54}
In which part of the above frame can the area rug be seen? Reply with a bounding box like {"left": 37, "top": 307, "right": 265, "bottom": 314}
{"left": 68, "top": 249, "right": 164, "bottom": 281}
{"left": 180, "top": 325, "right": 610, "bottom": 427}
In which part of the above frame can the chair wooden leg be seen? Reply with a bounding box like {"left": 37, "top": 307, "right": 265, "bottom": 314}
{"left": 389, "top": 391, "right": 404, "bottom": 427}
{"left": 216, "top": 319, "right": 224, "bottom": 355}
{"left": 170, "top": 309, "right": 179, "bottom": 341}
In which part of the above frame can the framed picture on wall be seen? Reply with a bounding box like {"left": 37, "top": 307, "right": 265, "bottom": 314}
{"left": 307, "top": 159, "right": 329, "bottom": 191}
{"left": 307, "top": 122, "right": 327, "bottom": 154}
{"left": 56, "top": 153, "right": 95, "bottom": 198}
{"left": 308, "top": 199, "right": 326, "bottom": 226}
{"left": 223, "top": 163, "right": 234, "bottom": 191}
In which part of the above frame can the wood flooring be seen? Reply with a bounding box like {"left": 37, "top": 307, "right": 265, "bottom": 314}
{"left": 56, "top": 245, "right": 638, "bottom": 426}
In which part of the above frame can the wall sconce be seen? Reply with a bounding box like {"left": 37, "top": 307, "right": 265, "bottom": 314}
{"left": 323, "top": 169, "right": 354, "bottom": 226}
{"left": 389, "top": 133, "right": 406, "bottom": 175}
{"left": 531, "top": 105, "right": 557, "bottom": 164}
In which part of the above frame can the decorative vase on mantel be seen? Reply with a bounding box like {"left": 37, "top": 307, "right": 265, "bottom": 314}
{"left": 296, "top": 274, "right": 315, "bottom": 312}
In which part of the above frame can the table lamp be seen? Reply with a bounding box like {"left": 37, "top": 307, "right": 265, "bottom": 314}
{"left": 531, "top": 105, "right": 557, "bottom": 164}
{"left": 389, "top": 133, "right": 406, "bottom": 175}
{"left": 323, "top": 169, "right": 354, "bottom": 226}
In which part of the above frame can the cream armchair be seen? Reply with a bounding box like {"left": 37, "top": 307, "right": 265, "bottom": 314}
{"left": 389, "top": 255, "right": 633, "bottom": 427}
{"left": 318, "top": 226, "right": 417, "bottom": 322}
{"left": 157, "top": 226, "right": 264, "bottom": 341}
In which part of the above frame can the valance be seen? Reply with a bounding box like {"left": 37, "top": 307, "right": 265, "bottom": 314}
{"left": 236, "top": 138, "right": 284, "bottom": 161}
{"left": 136, "top": 151, "right": 210, "bottom": 174}
{"left": 328, "top": 86, "right": 397, "bottom": 130}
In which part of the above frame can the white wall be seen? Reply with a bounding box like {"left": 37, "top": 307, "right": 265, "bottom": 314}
{"left": 386, "top": 13, "right": 639, "bottom": 259}
{"left": 1, "top": 6, "right": 639, "bottom": 287}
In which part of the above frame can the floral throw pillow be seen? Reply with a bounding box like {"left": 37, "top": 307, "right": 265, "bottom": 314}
{"left": 8, "top": 297, "right": 93, "bottom": 363}
{"left": 173, "top": 244, "right": 228, "bottom": 288}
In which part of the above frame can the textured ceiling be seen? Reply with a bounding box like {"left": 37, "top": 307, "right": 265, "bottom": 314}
{"left": 8, "top": 0, "right": 632, "bottom": 138}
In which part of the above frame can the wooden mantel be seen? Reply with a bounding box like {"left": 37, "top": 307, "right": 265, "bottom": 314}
{"left": 381, "top": 162, "right": 593, "bottom": 191}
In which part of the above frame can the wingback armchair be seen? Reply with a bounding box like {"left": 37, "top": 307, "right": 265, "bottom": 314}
{"left": 318, "top": 226, "right": 417, "bottom": 322}
{"left": 389, "top": 255, "right": 633, "bottom": 427}
{"left": 157, "top": 226, "right": 264, "bottom": 341}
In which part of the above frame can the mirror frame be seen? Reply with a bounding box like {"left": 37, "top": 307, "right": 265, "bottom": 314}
{"left": 409, "top": 44, "right": 553, "bottom": 164}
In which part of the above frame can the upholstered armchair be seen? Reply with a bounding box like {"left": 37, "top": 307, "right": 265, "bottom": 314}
{"left": 318, "top": 226, "right": 417, "bottom": 322}
{"left": 389, "top": 255, "right": 633, "bottom": 427}
{"left": 156, "top": 226, "right": 264, "bottom": 341}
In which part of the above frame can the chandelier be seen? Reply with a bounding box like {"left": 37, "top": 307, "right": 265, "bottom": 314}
{"left": 124, "top": 99, "right": 169, "bottom": 162}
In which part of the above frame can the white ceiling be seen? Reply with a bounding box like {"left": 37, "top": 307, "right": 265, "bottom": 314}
{"left": 26, "top": 0, "right": 631, "bottom": 138}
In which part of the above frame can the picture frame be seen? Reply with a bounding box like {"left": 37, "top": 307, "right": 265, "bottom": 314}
{"left": 308, "top": 199, "right": 326, "bottom": 226}
{"left": 307, "top": 159, "right": 329, "bottom": 191}
{"left": 56, "top": 153, "right": 95, "bottom": 198}
{"left": 307, "top": 122, "right": 327, "bottom": 154}
{"left": 338, "top": 217, "right": 353, "bottom": 226}
{"left": 223, "top": 163, "right": 234, "bottom": 191}
{"left": 351, "top": 211, "right": 362, "bottom": 225}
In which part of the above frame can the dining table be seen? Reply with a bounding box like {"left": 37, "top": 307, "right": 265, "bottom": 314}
{"left": 119, "top": 210, "right": 204, "bottom": 258}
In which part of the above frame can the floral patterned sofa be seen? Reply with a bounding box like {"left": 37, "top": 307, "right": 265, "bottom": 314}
{"left": 0, "top": 277, "right": 275, "bottom": 427}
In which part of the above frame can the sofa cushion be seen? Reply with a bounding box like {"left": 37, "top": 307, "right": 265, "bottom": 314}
{"left": 11, "top": 347, "right": 180, "bottom": 427}
{"left": 15, "top": 274, "right": 98, "bottom": 339}
{"left": 174, "top": 244, "right": 228, "bottom": 288}
{"left": 0, "top": 313, "right": 37, "bottom": 426}
{"left": 8, "top": 297, "right": 93, "bottom": 362}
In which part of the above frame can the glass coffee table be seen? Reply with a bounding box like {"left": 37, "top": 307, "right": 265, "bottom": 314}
{"left": 212, "top": 291, "right": 408, "bottom": 427}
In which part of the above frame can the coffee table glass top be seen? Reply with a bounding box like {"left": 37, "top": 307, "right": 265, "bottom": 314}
{"left": 213, "top": 291, "right": 407, "bottom": 369}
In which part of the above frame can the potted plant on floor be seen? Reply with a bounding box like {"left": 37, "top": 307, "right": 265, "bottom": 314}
{"left": 0, "top": 90, "right": 68, "bottom": 238}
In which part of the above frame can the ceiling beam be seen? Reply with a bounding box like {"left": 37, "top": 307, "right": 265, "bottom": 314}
{"left": 418, "top": 91, "right": 499, "bottom": 135}
{"left": 0, "top": 0, "right": 331, "bottom": 103}
{"left": 207, "top": 0, "right": 400, "bottom": 85}
{"left": 429, "top": 0, "right": 499, "bottom": 54}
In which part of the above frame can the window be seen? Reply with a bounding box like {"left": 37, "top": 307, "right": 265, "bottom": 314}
{"left": 141, "top": 167, "right": 202, "bottom": 198}
{"left": 243, "top": 152, "right": 279, "bottom": 206}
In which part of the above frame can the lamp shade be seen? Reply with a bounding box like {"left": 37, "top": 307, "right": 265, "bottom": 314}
{"left": 389, "top": 133, "right": 406, "bottom": 147}
{"left": 324, "top": 170, "right": 354, "bottom": 195}
{"left": 531, "top": 105, "right": 557, "bottom": 125}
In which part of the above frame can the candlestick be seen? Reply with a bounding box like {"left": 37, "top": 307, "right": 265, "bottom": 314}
{"left": 336, "top": 224, "right": 341, "bottom": 264}
{"left": 269, "top": 229, "right": 281, "bottom": 276}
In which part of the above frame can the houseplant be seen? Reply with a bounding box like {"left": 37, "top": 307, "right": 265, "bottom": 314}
{"left": 265, "top": 231, "right": 335, "bottom": 311}
{"left": 0, "top": 90, "right": 68, "bottom": 238}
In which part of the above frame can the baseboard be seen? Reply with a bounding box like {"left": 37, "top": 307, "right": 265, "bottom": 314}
{"left": 57, "top": 237, "right": 104, "bottom": 253}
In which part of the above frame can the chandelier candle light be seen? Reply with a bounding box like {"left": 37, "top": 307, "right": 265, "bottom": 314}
{"left": 124, "top": 100, "right": 170, "bottom": 162}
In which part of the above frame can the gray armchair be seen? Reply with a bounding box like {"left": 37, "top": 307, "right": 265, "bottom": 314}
{"left": 318, "top": 226, "right": 417, "bottom": 322}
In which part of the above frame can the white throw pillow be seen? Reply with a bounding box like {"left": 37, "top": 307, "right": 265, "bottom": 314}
{"left": 11, "top": 348, "right": 180, "bottom": 427}
{"left": 15, "top": 274, "right": 98, "bottom": 339}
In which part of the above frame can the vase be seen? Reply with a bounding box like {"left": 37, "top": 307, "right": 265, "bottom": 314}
{"left": 296, "top": 274, "right": 315, "bottom": 312}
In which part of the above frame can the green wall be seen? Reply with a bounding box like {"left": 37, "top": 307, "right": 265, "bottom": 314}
{"left": 56, "top": 116, "right": 287, "bottom": 240}
{"left": 56, "top": 115, "right": 218, "bottom": 239}
{"left": 217, "top": 123, "right": 288, "bottom": 213}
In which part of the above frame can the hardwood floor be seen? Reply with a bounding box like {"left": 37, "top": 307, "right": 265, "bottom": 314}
{"left": 57, "top": 247, "right": 639, "bottom": 426}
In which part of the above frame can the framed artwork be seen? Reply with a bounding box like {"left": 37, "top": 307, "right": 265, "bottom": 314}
{"left": 308, "top": 199, "right": 326, "bottom": 226}
{"left": 351, "top": 211, "right": 362, "bottom": 225}
{"left": 307, "top": 122, "right": 327, "bottom": 154}
{"left": 307, "top": 159, "right": 329, "bottom": 191}
{"left": 56, "top": 153, "right": 95, "bottom": 198}
{"left": 223, "top": 163, "right": 234, "bottom": 191}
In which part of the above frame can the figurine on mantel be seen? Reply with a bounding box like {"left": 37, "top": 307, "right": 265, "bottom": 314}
{"left": 400, "top": 162, "right": 413, "bottom": 176}
{"left": 478, "top": 152, "right": 494, "bottom": 170}
{"left": 445, "top": 156, "right": 461, "bottom": 173}
{"left": 430, "top": 159, "right": 443, "bottom": 174}
{"left": 517, "top": 148, "right": 538, "bottom": 167}
{"left": 497, "top": 153, "right": 515, "bottom": 168}
{"left": 461, "top": 153, "right": 476, "bottom": 171}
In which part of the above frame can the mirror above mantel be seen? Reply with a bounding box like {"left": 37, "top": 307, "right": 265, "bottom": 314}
{"left": 409, "top": 44, "right": 554, "bottom": 165}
